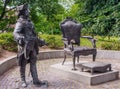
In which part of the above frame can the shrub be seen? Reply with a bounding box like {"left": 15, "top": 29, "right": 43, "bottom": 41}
{"left": 0, "top": 45, "right": 2, "bottom": 57}
{"left": 1, "top": 33, "right": 120, "bottom": 51}
{"left": 113, "top": 42, "right": 120, "bottom": 50}
{"left": 39, "top": 34, "right": 63, "bottom": 49}
{"left": 0, "top": 33, "right": 64, "bottom": 51}
{"left": 100, "top": 42, "right": 113, "bottom": 50}
{"left": 100, "top": 41, "right": 120, "bottom": 50}
{"left": 0, "top": 33, "right": 17, "bottom": 52}
{"left": 80, "top": 38, "right": 93, "bottom": 47}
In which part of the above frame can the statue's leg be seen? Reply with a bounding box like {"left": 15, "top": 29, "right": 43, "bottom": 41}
{"left": 29, "top": 53, "right": 39, "bottom": 83}
{"left": 19, "top": 54, "right": 27, "bottom": 87}
{"left": 77, "top": 56, "right": 79, "bottom": 63}
{"left": 29, "top": 51, "right": 48, "bottom": 86}
{"left": 62, "top": 51, "right": 66, "bottom": 65}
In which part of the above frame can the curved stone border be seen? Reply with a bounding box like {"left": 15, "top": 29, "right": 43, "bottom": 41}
{"left": 0, "top": 56, "right": 17, "bottom": 75}
{"left": 38, "top": 50, "right": 64, "bottom": 60}
{"left": 0, "top": 50, "right": 64, "bottom": 75}
{"left": 0, "top": 50, "right": 120, "bottom": 75}
{"left": 97, "top": 50, "right": 120, "bottom": 60}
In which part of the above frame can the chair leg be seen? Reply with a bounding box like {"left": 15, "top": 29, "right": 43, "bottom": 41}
{"left": 77, "top": 56, "right": 79, "bottom": 63}
{"left": 93, "top": 54, "right": 96, "bottom": 61}
{"left": 62, "top": 53, "right": 66, "bottom": 65}
{"left": 72, "top": 56, "right": 77, "bottom": 70}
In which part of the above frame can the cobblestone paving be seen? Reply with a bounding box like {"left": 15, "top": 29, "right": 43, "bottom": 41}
{"left": 0, "top": 58, "right": 120, "bottom": 89}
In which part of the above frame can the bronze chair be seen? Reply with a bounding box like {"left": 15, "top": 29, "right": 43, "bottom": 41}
{"left": 60, "top": 19, "right": 97, "bottom": 70}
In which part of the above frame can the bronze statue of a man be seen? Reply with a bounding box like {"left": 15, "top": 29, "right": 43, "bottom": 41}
{"left": 13, "top": 4, "right": 46, "bottom": 87}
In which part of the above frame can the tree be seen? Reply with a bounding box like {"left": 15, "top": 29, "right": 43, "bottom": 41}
{"left": 0, "top": 0, "right": 65, "bottom": 34}
{"left": 74, "top": 0, "right": 120, "bottom": 37}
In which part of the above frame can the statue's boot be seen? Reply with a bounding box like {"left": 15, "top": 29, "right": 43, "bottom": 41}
{"left": 33, "top": 79, "right": 48, "bottom": 87}
{"left": 30, "top": 63, "right": 48, "bottom": 87}
{"left": 21, "top": 80, "right": 27, "bottom": 87}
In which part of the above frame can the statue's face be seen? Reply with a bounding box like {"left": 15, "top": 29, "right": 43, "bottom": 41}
{"left": 24, "top": 8, "right": 30, "bottom": 17}
{"left": 17, "top": 8, "right": 30, "bottom": 18}
{"left": 17, "top": 4, "right": 30, "bottom": 18}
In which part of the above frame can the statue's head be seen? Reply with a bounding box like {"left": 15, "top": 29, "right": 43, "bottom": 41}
{"left": 66, "top": 17, "right": 73, "bottom": 20}
{"left": 17, "top": 3, "right": 29, "bottom": 18}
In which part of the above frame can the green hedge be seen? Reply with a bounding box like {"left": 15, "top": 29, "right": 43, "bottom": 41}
{"left": 0, "top": 45, "right": 2, "bottom": 57}
{"left": 0, "top": 33, "right": 64, "bottom": 52}
{"left": 0, "top": 33, "right": 17, "bottom": 52}
{"left": 0, "top": 33, "right": 120, "bottom": 52}
{"left": 100, "top": 41, "right": 120, "bottom": 50}
{"left": 39, "top": 34, "right": 64, "bottom": 49}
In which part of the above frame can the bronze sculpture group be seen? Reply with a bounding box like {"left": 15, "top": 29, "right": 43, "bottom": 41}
{"left": 13, "top": 3, "right": 111, "bottom": 88}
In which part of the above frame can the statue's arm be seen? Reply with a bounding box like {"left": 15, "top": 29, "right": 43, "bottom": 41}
{"left": 29, "top": 22, "right": 37, "bottom": 37}
{"left": 13, "top": 22, "right": 25, "bottom": 46}
{"left": 33, "top": 27, "right": 38, "bottom": 37}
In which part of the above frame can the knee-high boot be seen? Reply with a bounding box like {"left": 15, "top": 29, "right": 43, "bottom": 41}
{"left": 19, "top": 55, "right": 27, "bottom": 87}
{"left": 20, "top": 64, "right": 27, "bottom": 87}
{"left": 30, "top": 63, "right": 40, "bottom": 84}
{"left": 20, "top": 65, "right": 26, "bottom": 82}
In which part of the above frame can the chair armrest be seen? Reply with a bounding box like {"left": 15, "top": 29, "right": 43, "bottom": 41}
{"left": 62, "top": 38, "right": 68, "bottom": 41}
{"left": 81, "top": 36, "right": 97, "bottom": 48}
{"left": 81, "top": 36, "right": 95, "bottom": 39}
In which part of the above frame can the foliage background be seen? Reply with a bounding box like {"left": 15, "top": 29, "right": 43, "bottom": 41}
{"left": 0, "top": 0, "right": 120, "bottom": 36}
{"left": 1, "top": 0, "right": 120, "bottom": 51}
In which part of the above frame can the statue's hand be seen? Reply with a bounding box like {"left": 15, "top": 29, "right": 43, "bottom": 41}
{"left": 18, "top": 36, "right": 25, "bottom": 46}
{"left": 38, "top": 39, "right": 47, "bottom": 47}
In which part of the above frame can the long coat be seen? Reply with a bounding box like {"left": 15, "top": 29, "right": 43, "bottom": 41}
{"left": 13, "top": 18, "right": 39, "bottom": 66}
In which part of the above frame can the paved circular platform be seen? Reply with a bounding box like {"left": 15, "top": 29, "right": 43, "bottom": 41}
{"left": 0, "top": 58, "right": 120, "bottom": 89}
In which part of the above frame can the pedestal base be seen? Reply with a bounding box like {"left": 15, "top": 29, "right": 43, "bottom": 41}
{"left": 50, "top": 61, "right": 119, "bottom": 85}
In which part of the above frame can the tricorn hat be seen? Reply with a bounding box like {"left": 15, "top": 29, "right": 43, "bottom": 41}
{"left": 17, "top": 3, "right": 28, "bottom": 11}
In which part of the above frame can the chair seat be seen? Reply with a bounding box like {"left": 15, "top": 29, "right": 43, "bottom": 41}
{"left": 64, "top": 46, "right": 96, "bottom": 56}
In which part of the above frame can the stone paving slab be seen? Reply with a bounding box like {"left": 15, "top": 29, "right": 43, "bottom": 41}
{"left": 0, "top": 58, "right": 120, "bottom": 89}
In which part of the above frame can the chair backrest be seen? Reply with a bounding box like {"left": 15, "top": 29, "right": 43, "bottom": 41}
{"left": 60, "top": 20, "right": 82, "bottom": 45}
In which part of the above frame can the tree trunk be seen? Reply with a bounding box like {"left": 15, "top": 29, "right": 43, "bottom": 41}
{"left": 0, "top": 0, "right": 10, "bottom": 20}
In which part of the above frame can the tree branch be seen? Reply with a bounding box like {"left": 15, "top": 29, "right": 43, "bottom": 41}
{"left": 5, "top": 7, "right": 16, "bottom": 13}
{"left": 0, "top": 0, "right": 11, "bottom": 20}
